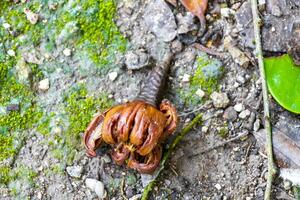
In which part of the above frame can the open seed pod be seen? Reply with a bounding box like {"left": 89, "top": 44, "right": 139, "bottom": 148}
{"left": 83, "top": 99, "right": 178, "bottom": 173}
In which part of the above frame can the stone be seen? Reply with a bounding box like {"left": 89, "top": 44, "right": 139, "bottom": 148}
{"left": 215, "top": 183, "right": 222, "bottom": 190}
{"left": 15, "top": 58, "right": 30, "bottom": 83}
{"left": 220, "top": 8, "right": 235, "bottom": 18}
{"left": 239, "top": 109, "right": 251, "bottom": 119}
{"left": 182, "top": 74, "right": 190, "bottom": 83}
{"left": 176, "top": 12, "right": 198, "bottom": 34}
{"left": 63, "top": 48, "right": 72, "bottom": 56}
{"left": 7, "top": 49, "right": 15, "bottom": 57}
{"left": 3, "top": 22, "right": 10, "bottom": 29}
{"left": 38, "top": 78, "right": 50, "bottom": 91}
{"left": 195, "top": 88, "right": 205, "bottom": 98}
{"left": 201, "top": 126, "right": 208, "bottom": 133}
{"left": 143, "top": 0, "right": 177, "bottom": 42}
{"left": 253, "top": 118, "right": 260, "bottom": 132}
{"left": 125, "top": 50, "right": 149, "bottom": 70}
{"left": 108, "top": 72, "right": 118, "bottom": 81}
{"left": 224, "top": 36, "right": 250, "bottom": 68}
{"left": 171, "top": 40, "right": 183, "bottom": 53}
{"left": 129, "top": 194, "right": 142, "bottom": 200}
{"left": 22, "top": 51, "right": 43, "bottom": 64}
{"left": 66, "top": 165, "right": 83, "bottom": 178}
{"left": 210, "top": 92, "right": 230, "bottom": 108}
{"left": 234, "top": 103, "right": 244, "bottom": 112}
{"left": 24, "top": 8, "right": 39, "bottom": 24}
{"left": 6, "top": 104, "right": 20, "bottom": 112}
{"left": 85, "top": 178, "right": 107, "bottom": 199}
{"left": 223, "top": 106, "right": 237, "bottom": 121}
{"left": 101, "top": 154, "right": 111, "bottom": 164}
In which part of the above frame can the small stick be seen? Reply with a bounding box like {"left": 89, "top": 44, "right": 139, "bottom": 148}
{"left": 141, "top": 114, "right": 202, "bottom": 200}
{"left": 250, "top": 1, "right": 277, "bottom": 200}
{"left": 188, "top": 131, "right": 249, "bottom": 158}
{"left": 120, "top": 178, "right": 128, "bottom": 200}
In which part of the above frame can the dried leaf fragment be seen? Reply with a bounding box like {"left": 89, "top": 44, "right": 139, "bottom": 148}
{"left": 180, "top": 0, "right": 208, "bottom": 34}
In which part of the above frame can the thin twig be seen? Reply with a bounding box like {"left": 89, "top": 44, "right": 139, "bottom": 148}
{"left": 120, "top": 178, "right": 128, "bottom": 200}
{"left": 188, "top": 131, "right": 249, "bottom": 158}
{"left": 251, "top": 1, "right": 278, "bottom": 200}
{"left": 141, "top": 114, "right": 202, "bottom": 200}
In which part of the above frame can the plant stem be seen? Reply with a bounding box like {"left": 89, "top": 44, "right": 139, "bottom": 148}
{"left": 251, "top": 1, "right": 277, "bottom": 199}
{"left": 141, "top": 114, "right": 202, "bottom": 200}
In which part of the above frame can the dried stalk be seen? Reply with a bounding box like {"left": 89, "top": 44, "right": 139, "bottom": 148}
{"left": 141, "top": 114, "right": 202, "bottom": 200}
{"left": 251, "top": 1, "right": 277, "bottom": 199}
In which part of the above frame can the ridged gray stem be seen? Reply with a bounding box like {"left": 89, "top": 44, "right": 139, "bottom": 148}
{"left": 136, "top": 54, "right": 172, "bottom": 106}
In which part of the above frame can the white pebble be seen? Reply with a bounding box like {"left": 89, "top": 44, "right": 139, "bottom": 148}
{"left": 24, "top": 8, "right": 39, "bottom": 24}
{"left": 182, "top": 74, "right": 190, "bottom": 83}
{"left": 234, "top": 103, "right": 244, "bottom": 112}
{"left": 195, "top": 88, "right": 205, "bottom": 98}
{"left": 215, "top": 183, "right": 222, "bottom": 190}
{"left": 86, "top": 178, "right": 107, "bottom": 199}
{"left": 239, "top": 109, "right": 250, "bottom": 119}
{"left": 66, "top": 165, "right": 83, "bottom": 178}
{"left": 7, "top": 49, "right": 15, "bottom": 57}
{"left": 38, "top": 78, "right": 50, "bottom": 91}
{"left": 3, "top": 23, "right": 10, "bottom": 29}
{"left": 63, "top": 48, "right": 72, "bottom": 56}
{"left": 108, "top": 72, "right": 118, "bottom": 81}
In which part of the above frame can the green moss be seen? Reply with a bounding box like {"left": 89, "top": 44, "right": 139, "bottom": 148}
{"left": 55, "top": 0, "right": 127, "bottom": 70}
{"left": 63, "top": 84, "right": 112, "bottom": 149}
{"left": 180, "top": 54, "right": 223, "bottom": 106}
{"left": 0, "top": 166, "right": 12, "bottom": 185}
{"left": 218, "top": 126, "right": 229, "bottom": 138}
{"left": 294, "top": 186, "right": 300, "bottom": 200}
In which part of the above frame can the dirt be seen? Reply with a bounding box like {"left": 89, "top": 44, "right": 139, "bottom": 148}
{"left": 0, "top": 0, "right": 299, "bottom": 200}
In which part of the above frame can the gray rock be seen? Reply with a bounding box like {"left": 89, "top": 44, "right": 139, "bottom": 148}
{"left": 66, "top": 165, "right": 83, "bottom": 178}
{"left": 223, "top": 106, "right": 237, "bottom": 121}
{"left": 236, "top": 0, "right": 300, "bottom": 52}
{"left": 125, "top": 50, "right": 150, "bottom": 70}
{"left": 210, "top": 92, "right": 230, "bottom": 108}
{"left": 176, "top": 12, "right": 198, "bottom": 34}
{"left": 144, "top": 0, "right": 177, "bottom": 42}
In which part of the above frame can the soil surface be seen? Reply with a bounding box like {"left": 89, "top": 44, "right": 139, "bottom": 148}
{"left": 0, "top": 0, "right": 299, "bottom": 200}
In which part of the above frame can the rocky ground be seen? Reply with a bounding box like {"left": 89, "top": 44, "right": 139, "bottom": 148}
{"left": 0, "top": 0, "right": 299, "bottom": 199}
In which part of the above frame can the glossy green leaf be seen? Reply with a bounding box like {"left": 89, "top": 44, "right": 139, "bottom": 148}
{"left": 264, "top": 54, "right": 300, "bottom": 114}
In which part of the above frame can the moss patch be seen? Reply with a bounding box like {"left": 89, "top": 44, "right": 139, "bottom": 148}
{"left": 180, "top": 53, "right": 223, "bottom": 106}
{"left": 48, "top": 84, "right": 113, "bottom": 164}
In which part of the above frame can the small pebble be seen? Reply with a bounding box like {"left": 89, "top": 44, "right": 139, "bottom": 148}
{"left": 108, "top": 72, "right": 118, "bottom": 81}
{"left": 234, "top": 103, "right": 244, "bottom": 112}
{"left": 63, "top": 48, "right": 72, "bottom": 56}
{"left": 24, "top": 8, "right": 39, "bottom": 24}
{"left": 7, "top": 49, "right": 15, "bottom": 57}
{"left": 6, "top": 104, "right": 20, "bottom": 112}
{"left": 201, "top": 126, "right": 208, "bottom": 133}
{"left": 253, "top": 119, "right": 260, "bottom": 132}
{"left": 3, "top": 23, "right": 10, "bottom": 29}
{"left": 195, "top": 88, "right": 205, "bottom": 98}
{"left": 215, "top": 183, "right": 222, "bottom": 190}
{"left": 38, "top": 78, "right": 50, "bottom": 91}
{"left": 239, "top": 109, "right": 250, "bottom": 119}
{"left": 210, "top": 92, "right": 230, "bottom": 108}
{"left": 66, "top": 165, "right": 83, "bottom": 178}
{"left": 85, "top": 178, "right": 107, "bottom": 199}
{"left": 182, "top": 74, "right": 190, "bottom": 83}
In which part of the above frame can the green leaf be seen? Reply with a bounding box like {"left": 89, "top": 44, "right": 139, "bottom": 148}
{"left": 264, "top": 54, "right": 300, "bottom": 114}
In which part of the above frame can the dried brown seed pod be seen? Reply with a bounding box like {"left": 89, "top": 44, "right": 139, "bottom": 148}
{"left": 83, "top": 53, "right": 178, "bottom": 173}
